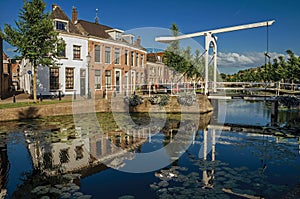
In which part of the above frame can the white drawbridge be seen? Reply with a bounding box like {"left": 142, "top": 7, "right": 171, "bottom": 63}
{"left": 156, "top": 20, "right": 275, "bottom": 95}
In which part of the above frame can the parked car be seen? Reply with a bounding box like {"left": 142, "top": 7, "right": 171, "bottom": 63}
{"left": 156, "top": 84, "right": 172, "bottom": 94}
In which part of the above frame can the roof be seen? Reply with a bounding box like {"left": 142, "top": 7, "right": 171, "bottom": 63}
{"left": 50, "top": 5, "right": 81, "bottom": 35}
{"left": 76, "top": 20, "right": 113, "bottom": 39}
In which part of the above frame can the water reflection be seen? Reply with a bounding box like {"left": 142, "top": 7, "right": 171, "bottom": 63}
{"left": 0, "top": 112, "right": 211, "bottom": 198}
{"left": 0, "top": 100, "right": 299, "bottom": 198}
{"left": 151, "top": 126, "right": 300, "bottom": 199}
{"left": 0, "top": 142, "right": 8, "bottom": 198}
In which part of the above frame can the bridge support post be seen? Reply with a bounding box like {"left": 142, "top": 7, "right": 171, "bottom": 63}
{"left": 204, "top": 33, "right": 218, "bottom": 95}
{"left": 271, "top": 100, "right": 278, "bottom": 126}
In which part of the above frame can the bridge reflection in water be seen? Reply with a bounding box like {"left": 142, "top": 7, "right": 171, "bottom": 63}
{"left": 1, "top": 105, "right": 299, "bottom": 198}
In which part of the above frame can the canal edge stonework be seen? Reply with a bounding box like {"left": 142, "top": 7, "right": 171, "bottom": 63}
{"left": 0, "top": 95, "right": 213, "bottom": 121}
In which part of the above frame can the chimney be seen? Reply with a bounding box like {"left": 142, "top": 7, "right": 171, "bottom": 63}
{"left": 136, "top": 36, "right": 141, "bottom": 46}
{"left": 72, "top": 6, "right": 78, "bottom": 24}
{"left": 52, "top": 4, "right": 57, "bottom": 10}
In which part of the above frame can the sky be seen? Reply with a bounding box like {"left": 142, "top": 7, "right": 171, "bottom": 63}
{"left": 1, "top": 0, "right": 300, "bottom": 74}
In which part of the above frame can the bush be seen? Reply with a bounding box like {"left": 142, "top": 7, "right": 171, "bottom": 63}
{"left": 149, "top": 95, "right": 170, "bottom": 107}
{"left": 177, "top": 92, "right": 197, "bottom": 106}
{"left": 124, "top": 94, "right": 144, "bottom": 106}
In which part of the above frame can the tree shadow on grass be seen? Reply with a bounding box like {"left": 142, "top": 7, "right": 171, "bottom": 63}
{"left": 18, "top": 106, "right": 41, "bottom": 120}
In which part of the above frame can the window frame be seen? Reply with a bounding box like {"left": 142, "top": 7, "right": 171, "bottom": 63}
{"left": 65, "top": 67, "right": 74, "bottom": 90}
{"left": 73, "top": 45, "right": 81, "bottom": 60}
{"left": 105, "top": 46, "right": 111, "bottom": 64}
{"left": 115, "top": 48, "right": 120, "bottom": 65}
{"left": 95, "top": 69, "right": 102, "bottom": 90}
{"left": 94, "top": 45, "right": 101, "bottom": 63}
{"left": 55, "top": 20, "right": 68, "bottom": 32}
{"left": 50, "top": 68, "right": 60, "bottom": 90}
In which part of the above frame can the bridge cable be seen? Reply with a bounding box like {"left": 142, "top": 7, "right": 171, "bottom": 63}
{"left": 264, "top": 22, "right": 270, "bottom": 99}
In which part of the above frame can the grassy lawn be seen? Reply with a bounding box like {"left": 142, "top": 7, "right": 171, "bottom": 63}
{"left": 0, "top": 100, "right": 72, "bottom": 109}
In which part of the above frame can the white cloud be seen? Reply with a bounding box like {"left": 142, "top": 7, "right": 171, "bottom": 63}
{"left": 218, "top": 51, "right": 287, "bottom": 68}
{"left": 216, "top": 51, "right": 288, "bottom": 74}
{"left": 217, "top": 51, "right": 291, "bottom": 74}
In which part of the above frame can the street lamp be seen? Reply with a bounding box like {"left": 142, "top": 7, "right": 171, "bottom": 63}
{"left": 86, "top": 53, "right": 91, "bottom": 99}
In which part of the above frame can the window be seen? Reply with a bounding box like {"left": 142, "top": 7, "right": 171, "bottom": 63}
{"left": 75, "top": 145, "right": 84, "bottom": 160}
{"left": 131, "top": 52, "right": 134, "bottom": 66}
{"left": 55, "top": 21, "right": 67, "bottom": 31}
{"left": 141, "top": 54, "right": 144, "bottom": 67}
{"left": 150, "top": 66, "right": 155, "bottom": 76}
{"left": 105, "top": 47, "right": 111, "bottom": 63}
{"left": 59, "top": 43, "right": 66, "bottom": 58}
{"left": 95, "top": 70, "right": 102, "bottom": 89}
{"left": 105, "top": 70, "right": 112, "bottom": 89}
{"left": 59, "top": 148, "right": 69, "bottom": 164}
{"left": 50, "top": 68, "right": 59, "bottom": 90}
{"left": 136, "top": 53, "right": 139, "bottom": 67}
{"left": 136, "top": 72, "right": 139, "bottom": 82}
{"left": 115, "top": 48, "right": 120, "bottom": 64}
{"left": 94, "top": 45, "right": 101, "bottom": 63}
{"left": 73, "top": 45, "right": 81, "bottom": 59}
{"left": 125, "top": 50, "right": 128, "bottom": 65}
{"left": 96, "top": 140, "right": 102, "bottom": 157}
{"left": 116, "top": 32, "right": 122, "bottom": 40}
{"left": 65, "top": 68, "right": 74, "bottom": 89}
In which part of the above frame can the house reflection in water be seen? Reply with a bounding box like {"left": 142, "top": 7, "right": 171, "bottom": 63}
{"left": 25, "top": 127, "right": 148, "bottom": 175}
{"left": 0, "top": 143, "right": 8, "bottom": 198}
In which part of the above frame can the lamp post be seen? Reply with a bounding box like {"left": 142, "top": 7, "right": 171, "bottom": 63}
{"left": 86, "top": 53, "right": 91, "bottom": 99}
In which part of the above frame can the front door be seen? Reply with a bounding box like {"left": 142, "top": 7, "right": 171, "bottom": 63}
{"left": 80, "top": 69, "right": 86, "bottom": 96}
{"left": 115, "top": 69, "right": 121, "bottom": 93}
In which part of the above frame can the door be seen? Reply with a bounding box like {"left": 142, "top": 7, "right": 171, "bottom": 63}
{"left": 80, "top": 69, "right": 86, "bottom": 96}
{"left": 115, "top": 69, "right": 121, "bottom": 93}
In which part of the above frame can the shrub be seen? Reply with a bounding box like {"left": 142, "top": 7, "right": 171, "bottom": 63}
{"left": 149, "top": 95, "right": 170, "bottom": 107}
{"left": 124, "top": 94, "right": 144, "bottom": 106}
{"left": 177, "top": 92, "right": 197, "bottom": 106}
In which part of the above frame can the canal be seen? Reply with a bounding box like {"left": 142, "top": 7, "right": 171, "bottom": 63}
{"left": 0, "top": 99, "right": 299, "bottom": 199}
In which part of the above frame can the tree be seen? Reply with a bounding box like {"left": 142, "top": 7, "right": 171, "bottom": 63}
{"left": 163, "top": 24, "right": 205, "bottom": 82}
{"left": 1, "top": 0, "right": 64, "bottom": 102}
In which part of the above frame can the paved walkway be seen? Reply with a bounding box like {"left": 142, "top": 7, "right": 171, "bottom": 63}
{"left": 0, "top": 92, "right": 73, "bottom": 104}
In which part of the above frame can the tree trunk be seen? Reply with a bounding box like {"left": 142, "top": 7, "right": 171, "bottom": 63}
{"left": 33, "top": 66, "right": 37, "bottom": 103}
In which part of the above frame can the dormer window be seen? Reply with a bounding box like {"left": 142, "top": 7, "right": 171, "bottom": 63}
{"left": 105, "top": 29, "right": 124, "bottom": 40}
{"left": 55, "top": 20, "right": 68, "bottom": 32}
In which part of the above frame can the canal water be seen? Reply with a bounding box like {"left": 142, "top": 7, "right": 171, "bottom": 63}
{"left": 0, "top": 100, "right": 299, "bottom": 199}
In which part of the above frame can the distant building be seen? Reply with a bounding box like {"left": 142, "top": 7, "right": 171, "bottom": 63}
{"left": 11, "top": 59, "right": 21, "bottom": 91}
{"left": 146, "top": 52, "right": 182, "bottom": 85}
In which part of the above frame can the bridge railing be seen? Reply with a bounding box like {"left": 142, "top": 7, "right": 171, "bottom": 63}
{"left": 212, "top": 81, "right": 300, "bottom": 95}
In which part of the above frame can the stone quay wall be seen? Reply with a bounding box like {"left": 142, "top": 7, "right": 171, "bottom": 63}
{"left": 0, "top": 94, "right": 213, "bottom": 122}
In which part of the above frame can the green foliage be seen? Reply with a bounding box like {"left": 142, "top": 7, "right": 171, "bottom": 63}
{"left": 177, "top": 92, "right": 197, "bottom": 106}
{"left": 1, "top": 0, "right": 64, "bottom": 102}
{"left": 148, "top": 95, "right": 170, "bottom": 107}
{"left": 163, "top": 24, "right": 206, "bottom": 81}
{"left": 124, "top": 94, "right": 144, "bottom": 107}
{"left": 225, "top": 50, "right": 300, "bottom": 83}
{"left": 2, "top": 0, "right": 64, "bottom": 66}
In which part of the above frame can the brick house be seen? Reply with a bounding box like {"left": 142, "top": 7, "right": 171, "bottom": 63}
{"left": 0, "top": 51, "right": 12, "bottom": 99}
{"left": 72, "top": 7, "right": 147, "bottom": 97}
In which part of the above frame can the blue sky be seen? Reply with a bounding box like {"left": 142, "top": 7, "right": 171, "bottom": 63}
{"left": 1, "top": 0, "right": 299, "bottom": 74}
